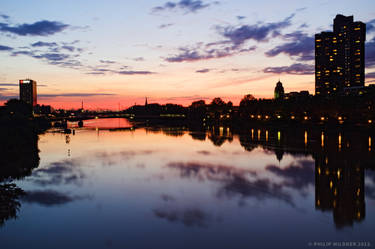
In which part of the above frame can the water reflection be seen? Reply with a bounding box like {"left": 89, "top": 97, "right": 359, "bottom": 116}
{"left": 120, "top": 123, "right": 374, "bottom": 229}
{"left": 0, "top": 119, "right": 374, "bottom": 248}
{"left": 198, "top": 126, "right": 374, "bottom": 229}
{"left": 0, "top": 125, "right": 39, "bottom": 226}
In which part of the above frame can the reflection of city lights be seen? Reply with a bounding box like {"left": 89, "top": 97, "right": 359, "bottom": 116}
{"left": 251, "top": 129, "right": 254, "bottom": 139}
{"left": 266, "top": 130, "right": 268, "bottom": 142}
{"left": 321, "top": 132, "right": 325, "bottom": 147}
{"left": 318, "top": 167, "right": 321, "bottom": 175}
{"left": 304, "top": 131, "right": 308, "bottom": 145}
{"left": 357, "top": 188, "right": 361, "bottom": 196}
{"left": 258, "top": 129, "right": 261, "bottom": 140}
{"left": 369, "top": 137, "right": 372, "bottom": 152}
{"left": 337, "top": 169, "right": 341, "bottom": 179}
{"left": 357, "top": 211, "right": 361, "bottom": 219}
{"left": 338, "top": 133, "right": 342, "bottom": 150}
{"left": 330, "top": 181, "right": 333, "bottom": 189}
{"left": 277, "top": 131, "right": 281, "bottom": 141}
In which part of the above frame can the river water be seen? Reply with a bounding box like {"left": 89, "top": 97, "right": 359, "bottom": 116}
{"left": 1, "top": 118, "right": 374, "bottom": 249}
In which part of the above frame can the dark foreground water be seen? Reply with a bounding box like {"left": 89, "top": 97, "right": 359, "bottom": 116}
{"left": 1, "top": 118, "right": 374, "bottom": 249}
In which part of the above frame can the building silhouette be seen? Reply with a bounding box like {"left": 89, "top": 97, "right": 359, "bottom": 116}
{"left": 315, "top": 14, "right": 366, "bottom": 96}
{"left": 274, "top": 80, "right": 284, "bottom": 100}
{"left": 19, "top": 79, "right": 37, "bottom": 106}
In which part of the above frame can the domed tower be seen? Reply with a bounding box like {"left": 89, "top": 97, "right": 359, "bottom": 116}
{"left": 274, "top": 80, "right": 284, "bottom": 100}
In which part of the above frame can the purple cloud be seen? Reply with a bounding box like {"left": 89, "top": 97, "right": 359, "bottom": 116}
{"left": 196, "top": 68, "right": 211, "bottom": 73}
{"left": 263, "top": 63, "right": 314, "bottom": 75}
{"left": 217, "top": 14, "right": 295, "bottom": 46}
{"left": 0, "top": 45, "right": 13, "bottom": 51}
{"left": 165, "top": 44, "right": 256, "bottom": 62}
{"left": 152, "top": 0, "right": 216, "bottom": 14}
{"left": 366, "top": 38, "right": 375, "bottom": 68}
{"left": 31, "top": 41, "right": 58, "bottom": 47}
{"left": 0, "top": 20, "right": 69, "bottom": 36}
{"left": 265, "top": 31, "right": 314, "bottom": 61}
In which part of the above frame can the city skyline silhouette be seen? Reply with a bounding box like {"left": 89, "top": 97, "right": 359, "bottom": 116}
{"left": 0, "top": 1, "right": 375, "bottom": 109}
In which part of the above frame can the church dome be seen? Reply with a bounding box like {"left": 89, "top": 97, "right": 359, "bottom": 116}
{"left": 274, "top": 80, "right": 285, "bottom": 99}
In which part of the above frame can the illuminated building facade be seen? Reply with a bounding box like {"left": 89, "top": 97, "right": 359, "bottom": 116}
{"left": 315, "top": 15, "right": 366, "bottom": 96}
{"left": 19, "top": 79, "right": 37, "bottom": 106}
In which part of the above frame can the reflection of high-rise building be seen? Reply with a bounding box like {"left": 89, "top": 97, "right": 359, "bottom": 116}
{"left": 19, "top": 79, "right": 37, "bottom": 106}
{"left": 315, "top": 15, "right": 366, "bottom": 96}
{"left": 315, "top": 149, "right": 365, "bottom": 228}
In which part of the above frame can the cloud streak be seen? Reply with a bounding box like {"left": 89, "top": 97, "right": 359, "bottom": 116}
{"left": 366, "top": 38, "right": 375, "bottom": 68}
{"left": 152, "top": 0, "right": 216, "bottom": 14}
{"left": 265, "top": 31, "right": 314, "bottom": 61}
{"left": 217, "top": 14, "right": 295, "bottom": 46}
{"left": 0, "top": 83, "right": 18, "bottom": 86}
{"left": 367, "top": 19, "right": 375, "bottom": 33}
{"left": 195, "top": 68, "right": 211, "bottom": 73}
{"left": 0, "top": 20, "right": 69, "bottom": 36}
{"left": 159, "top": 23, "right": 174, "bottom": 29}
{"left": 165, "top": 44, "right": 256, "bottom": 62}
{"left": 0, "top": 45, "right": 13, "bottom": 51}
{"left": 38, "top": 93, "right": 116, "bottom": 98}
{"left": 87, "top": 67, "right": 155, "bottom": 76}
{"left": 165, "top": 14, "right": 297, "bottom": 63}
{"left": 31, "top": 41, "right": 58, "bottom": 47}
{"left": 263, "top": 63, "right": 314, "bottom": 75}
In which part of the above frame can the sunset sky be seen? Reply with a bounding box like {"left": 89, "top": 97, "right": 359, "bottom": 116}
{"left": 0, "top": 0, "right": 375, "bottom": 109}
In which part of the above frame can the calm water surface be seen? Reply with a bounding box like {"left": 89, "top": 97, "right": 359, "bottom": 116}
{"left": 1, "top": 118, "right": 374, "bottom": 249}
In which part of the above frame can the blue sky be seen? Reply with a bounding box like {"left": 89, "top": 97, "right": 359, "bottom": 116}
{"left": 0, "top": 0, "right": 374, "bottom": 109}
